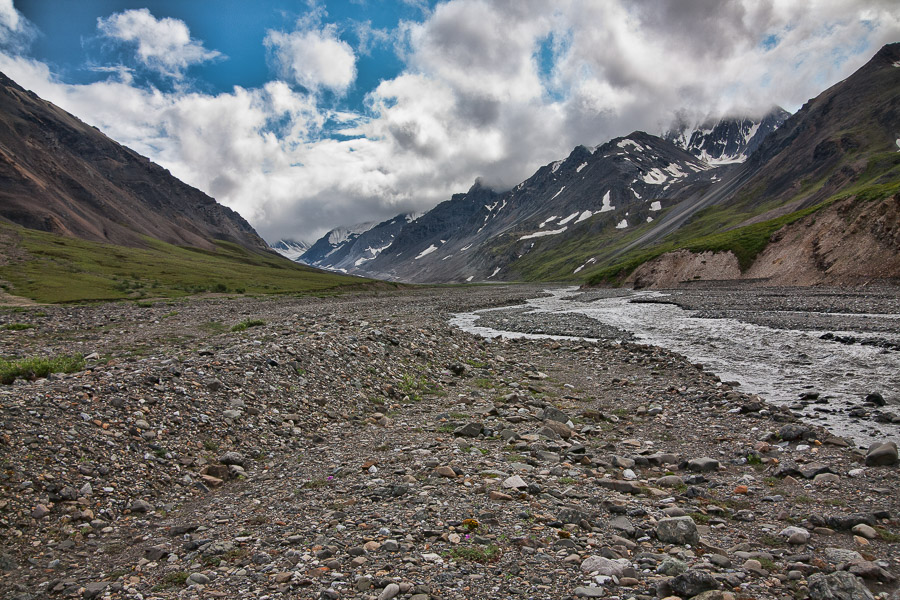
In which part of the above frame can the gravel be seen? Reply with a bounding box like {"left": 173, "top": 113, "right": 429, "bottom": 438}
{"left": 0, "top": 285, "right": 897, "bottom": 600}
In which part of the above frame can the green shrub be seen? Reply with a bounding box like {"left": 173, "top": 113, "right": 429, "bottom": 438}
{"left": 231, "top": 319, "right": 265, "bottom": 332}
{"left": 0, "top": 354, "right": 85, "bottom": 384}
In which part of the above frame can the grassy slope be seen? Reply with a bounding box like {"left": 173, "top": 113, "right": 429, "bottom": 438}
{"left": 0, "top": 223, "right": 388, "bottom": 303}
{"left": 582, "top": 156, "right": 900, "bottom": 285}
{"left": 498, "top": 148, "right": 899, "bottom": 286}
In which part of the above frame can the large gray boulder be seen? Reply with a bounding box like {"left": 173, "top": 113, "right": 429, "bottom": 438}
{"left": 656, "top": 515, "right": 699, "bottom": 545}
{"left": 808, "top": 571, "right": 874, "bottom": 600}
{"left": 865, "top": 441, "right": 898, "bottom": 466}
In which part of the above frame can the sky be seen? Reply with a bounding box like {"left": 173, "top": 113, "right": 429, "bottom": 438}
{"left": 1, "top": 1, "right": 898, "bottom": 244}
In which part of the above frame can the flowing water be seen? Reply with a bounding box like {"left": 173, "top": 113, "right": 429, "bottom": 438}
{"left": 451, "top": 288, "right": 900, "bottom": 446}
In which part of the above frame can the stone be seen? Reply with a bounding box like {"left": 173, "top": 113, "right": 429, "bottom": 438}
{"left": 129, "top": 499, "right": 152, "bottom": 513}
{"left": 656, "top": 516, "right": 700, "bottom": 545}
{"left": 218, "top": 451, "right": 246, "bottom": 466}
{"left": 187, "top": 573, "right": 210, "bottom": 585}
{"left": 31, "top": 504, "right": 50, "bottom": 520}
{"left": 848, "top": 561, "right": 897, "bottom": 583}
{"left": 865, "top": 442, "right": 898, "bottom": 466}
{"left": 780, "top": 526, "right": 810, "bottom": 545}
{"left": 502, "top": 475, "right": 527, "bottom": 489}
{"left": 573, "top": 587, "right": 605, "bottom": 598}
{"left": 580, "top": 555, "right": 632, "bottom": 578}
{"left": 808, "top": 571, "right": 874, "bottom": 600}
{"left": 656, "top": 475, "right": 684, "bottom": 488}
{"left": 378, "top": 583, "right": 401, "bottom": 600}
{"left": 851, "top": 524, "right": 878, "bottom": 540}
{"left": 558, "top": 506, "right": 590, "bottom": 525}
{"left": 542, "top": 419, "right": 572, "bottom": 439}
{"left": 670, "top": 569, "right": 720, "bottom": 597}
{"left": 83, "top": 582, "right": 108, "bottom": 599}
{"left": 435, "top": 466, "right": 457, "bottom": 478}
{"left": 779, "top": 424, "right": 812, "bottom": 441}
{"left": 865, "top": 392, "right": 885, "bottom": 406}
{"left": 657, "top": 557, "right": 688, "bottom": 576}
{"left": 453, "top": 422, "right": 483, "bottom": 437}
{"left": 693, "top": 592, "right": 735, "bottom": 600}
{"left": 687, "top": 457, "right": 719, "bottom": 472}
{"left": 800, "top": 462, "right": 835, "bottom": 479}
{"left": 825, "top": 548, "right": 864, "bottom": 563}
{"left": 543, "top": 406, "right": 570, "bottom": 424}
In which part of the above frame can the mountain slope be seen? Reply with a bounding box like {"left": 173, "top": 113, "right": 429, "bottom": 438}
{"left": 359, "top": 131, "right": 717, "bottom": 282}
{"left": 0, "top": 71, "right": 268, "bottom": 253}
{"left": 587, "top": 43, "right": 900, "bottom": 287}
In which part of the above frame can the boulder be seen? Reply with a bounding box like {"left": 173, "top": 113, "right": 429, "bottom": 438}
{"left": 808, "top": 571, "right": 874, "bottom": 600}
{"left": 865, "top": 442, "right": 898, "bottom": 466}
{"left": 656, "top": 516, "right": 699, "bottom": 545}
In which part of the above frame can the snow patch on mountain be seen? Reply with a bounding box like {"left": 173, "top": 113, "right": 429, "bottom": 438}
{"left": 414, "top": 245, "right": 438, "bottom": 260}
{"left": 616, "top": 219, "right": 629, "bottom": 229}
{"left": 650, "top": 201, "right": 662, "bottom": 211}
{"left": 558, "top": 211, "right": 581, "bottom": 225}
{"left": 520, "top": 227, "right": 567, "bottom": 240}
{"left": 642, "top": 168, "right": 668, "bottom": 184}
{"left": 575, "top": 210, "right": 593, "bottom": 224}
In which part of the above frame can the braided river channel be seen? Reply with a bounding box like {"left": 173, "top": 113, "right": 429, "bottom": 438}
{"left": 451, "top": 287, "right": 900, "bottom": 447}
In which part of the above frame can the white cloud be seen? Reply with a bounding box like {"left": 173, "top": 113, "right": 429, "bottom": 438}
{"left": 97, "top": 8, "right": 222, "bottom": 78}
{"left": 0, "top": 0, "right": 20, "bottom": 32}
{"left": 2, "top": 0, "right": 899, "bottom": 245}
{"left": 265, "top": 24, "right": 357, "bottom": 94}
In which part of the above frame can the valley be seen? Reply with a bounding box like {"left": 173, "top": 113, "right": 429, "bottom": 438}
{"left": 1, "top": 287, "right": 898, "bottom": 600}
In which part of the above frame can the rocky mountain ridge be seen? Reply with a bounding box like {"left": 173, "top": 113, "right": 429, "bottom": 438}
{"left": 0, "top": 71, "right": 270, "bottom": 254}
{"left": 301, "top": 44, "right": 899, "bottom": 287}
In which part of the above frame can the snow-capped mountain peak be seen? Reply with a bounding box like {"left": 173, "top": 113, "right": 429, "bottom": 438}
{"left": 270, "top": 239, "right": 310, "bottom": 261}
{"left": 664, "top": 107, "right": 790, "bottom": 165}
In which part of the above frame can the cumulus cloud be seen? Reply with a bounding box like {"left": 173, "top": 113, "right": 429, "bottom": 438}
{"left": 2, "top": 0, "right": 899, "bottom": 244}
{"left": 97, "top": 8, "right": 222, "bottom": 77}
{"left": 265, "top": 23, "right": 357, "bottom": 94}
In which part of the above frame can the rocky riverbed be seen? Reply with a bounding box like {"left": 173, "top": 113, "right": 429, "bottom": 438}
{"left": 0, "top": 286, "right": 898, "bottom": 600}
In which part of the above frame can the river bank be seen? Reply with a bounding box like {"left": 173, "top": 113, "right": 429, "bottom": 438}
{"left": 0, "top": 286, "right": 898, "bottom": 600}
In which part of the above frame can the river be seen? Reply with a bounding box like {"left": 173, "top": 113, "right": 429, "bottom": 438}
{"left": 451, "top": 287, "right": 900, "bottom": 446}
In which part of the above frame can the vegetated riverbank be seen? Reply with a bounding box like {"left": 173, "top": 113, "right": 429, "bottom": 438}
{"left": 0, "top": 285, "right": 897, "bottom": 600}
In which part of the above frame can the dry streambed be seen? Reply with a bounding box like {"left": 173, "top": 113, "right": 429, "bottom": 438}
{"left": 0, "top": 286, "right": 898, "bottom": 600}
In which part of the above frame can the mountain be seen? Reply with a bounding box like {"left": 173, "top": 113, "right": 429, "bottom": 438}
{"left": 664, "top": 107, "right": 790, "bottom": 165}
{"left": 0, "top": 71, "right": 268, "bottom": 253}
{"left": 298, "top": 213, "right": 417, "bottom": 272}
{"left": 271, "top": 239, "right": 310, "bottom": 261}
{"left": 341, "top": 44, "right": 898, "bottom": 287}
{"left": 360, "top": 131, "right": 716, "bottom": 282}
{"left": 597, "top": 43, "right": 900, "bottom": 287}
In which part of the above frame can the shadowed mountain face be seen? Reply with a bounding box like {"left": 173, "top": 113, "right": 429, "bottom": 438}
{"left": 0, "top": 71, "right": 269, "bottom": 253}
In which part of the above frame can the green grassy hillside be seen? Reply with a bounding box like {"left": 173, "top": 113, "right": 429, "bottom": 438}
{"left": 0, "top": 222, "right": 390, "bottom": 303}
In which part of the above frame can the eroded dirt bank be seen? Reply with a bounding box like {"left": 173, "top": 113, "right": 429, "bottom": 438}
{"left": 0, "top": 286, "right": 898, "bottom": 600}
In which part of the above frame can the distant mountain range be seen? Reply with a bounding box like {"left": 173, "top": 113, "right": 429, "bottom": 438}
{"left": 291, "top": 44, "right": 899, "bottom": 286}
{"left": 0, "top": 71, "right": 269, "bottom": 254}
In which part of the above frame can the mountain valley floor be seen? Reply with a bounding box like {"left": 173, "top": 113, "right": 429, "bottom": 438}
{"left": 0, "top": 285, "right": 898, "bottom": 600}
